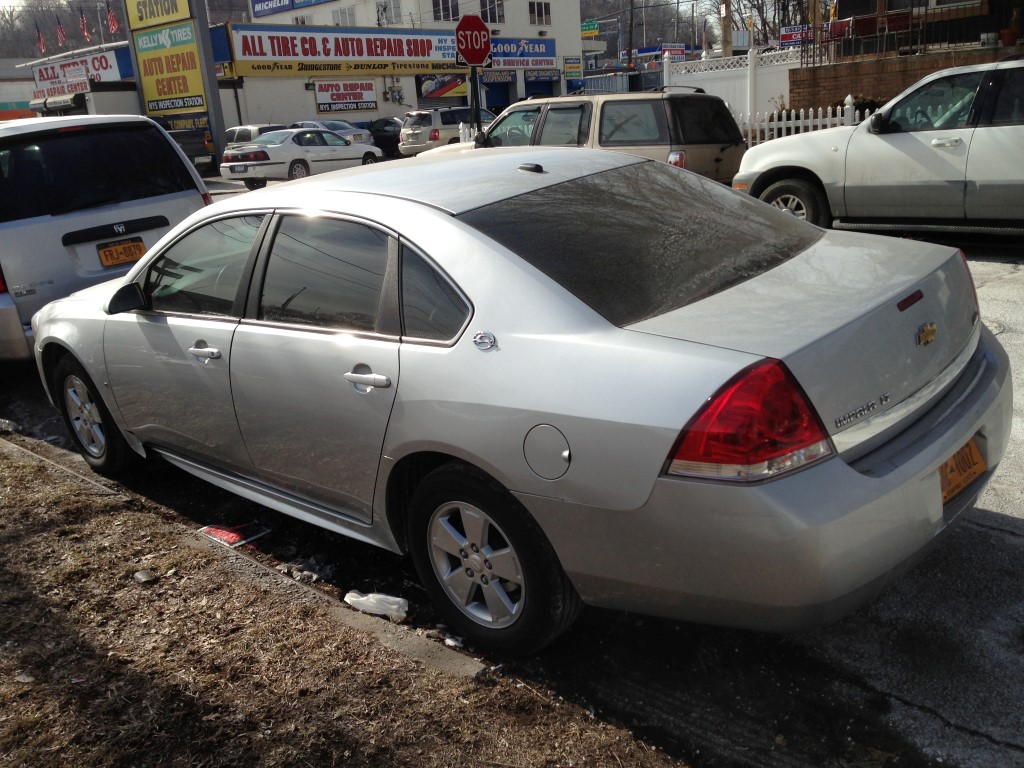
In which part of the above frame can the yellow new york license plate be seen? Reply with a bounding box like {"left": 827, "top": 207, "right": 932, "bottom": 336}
{"left": 940, "top": 438, "right": 986, "bottom": 504}
{"left": 98, "top": 237, "right": 146, "bottom": 268}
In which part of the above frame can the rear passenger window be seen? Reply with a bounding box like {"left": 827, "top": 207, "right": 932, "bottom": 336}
{"left": 401, "top": 249, "right": 470, "bottom": 341}
{"left": 145, "top": 216, "right": 265, "bottom": 316}
{"left": 599, "top": 102, "right": 669, "bottom": 146}
{"left": 538, "top": 104, "right": 591, "bottom": 146}
{"left": 0, "top": 122, "right": 198, "bottom": 224}
{"left": 990, "top": 69, "right": 1024, "bottom": 125}
{"left": 261, "top": 216, "right": 390, "bottom": 332}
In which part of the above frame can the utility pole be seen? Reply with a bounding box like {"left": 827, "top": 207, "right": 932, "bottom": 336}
{"left": 627, "top": 0, "right": 635, "bottom": 67}
{"left": 723, "top": 0, "right": 733, "bottom": 55}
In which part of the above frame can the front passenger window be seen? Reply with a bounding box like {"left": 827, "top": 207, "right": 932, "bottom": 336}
{"left": 145, "top": 215, "right": 265, "bottom": 316}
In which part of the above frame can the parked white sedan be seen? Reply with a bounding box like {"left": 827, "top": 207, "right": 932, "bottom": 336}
{"left": 221, "top": 128, "right": 381, "bottom": 190}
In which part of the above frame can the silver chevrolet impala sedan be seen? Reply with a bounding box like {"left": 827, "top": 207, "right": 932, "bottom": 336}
{"left": 32, "top": 147, "right": 1012, "bottom": 655}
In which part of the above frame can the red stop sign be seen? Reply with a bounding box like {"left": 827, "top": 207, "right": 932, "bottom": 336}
{"left": 456, "top": 15, "right": 491, "bottom": 67}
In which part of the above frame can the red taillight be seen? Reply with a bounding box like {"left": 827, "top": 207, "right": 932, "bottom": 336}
{"left": 429, "top": 128, "right": 440, "bottom": 141}
{"left": 201, "top": 192, "right": 213, "bottom": 206}
{"left": 0, "top": 264, "right": 7, "bottom": 294}
{"left": 667, "top": 150, "right": 686, "bottom": 168}
{"left": 668, "top": 359, "right": 832, "bottom": 481}
{"left": 223, "top": 150, "right": 270, "bottom": 163}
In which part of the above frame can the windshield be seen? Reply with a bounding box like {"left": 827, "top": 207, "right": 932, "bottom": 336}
{"left": 253, "top": 131, "right": 292, "bottom": 145}
{"left": 458, "top": 161, "right": 822, "bottom": 326}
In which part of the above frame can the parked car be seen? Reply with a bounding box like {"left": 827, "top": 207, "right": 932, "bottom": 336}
{"left": 365, "top": 116, "right": 404, "bottom": 156}
{"left": 289, "top": 119, "right": 374, "bottom": 146}
{"left": 732, "top": 57, "right": 1024, "bottom": 231}
{"left": 220, "top": 127, "right": 381, "bottom": 190}
{"left": 0, "top": 114, "right": 210, "bottom": 362}
{"left": 164, "top": 126, "right": 219, "bottom": 177}
{"left": 224, "top": 123, "right": 287, "bottom": 150}
{"left": 422, "top": 89, "right": 746, "bottom": 182}
{"left": 399, "top": 106, "right": 496, "bottom": 156}
{"left": 32, "top": 147, "right": 1010, "bottom": 655}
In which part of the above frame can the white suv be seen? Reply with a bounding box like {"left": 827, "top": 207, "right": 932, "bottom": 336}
{"left": 399, "top": 107, "right": 496, "bottom": 156}
{"left": 732, "top": 57, "right": 1024, "bottom": 232}
{"left": 0, "top": 114, "right": 210, "bottom": 361}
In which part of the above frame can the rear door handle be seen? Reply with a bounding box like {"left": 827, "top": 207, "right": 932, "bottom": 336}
{"left": 930, "top": 137, "right": 962, "bottom": 147}
{"left": 343, "top": 372, "right": 391, "bottom": 388}
{"left": 187, "top": 345, "right": 221, "bottom": 360}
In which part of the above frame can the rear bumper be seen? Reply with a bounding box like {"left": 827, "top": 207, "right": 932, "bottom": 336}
{"left": 0, "top": 298, "right": 33, "bottom": 361}
{"left": 522, "top": 327, "right": 1012, "bottom": 631}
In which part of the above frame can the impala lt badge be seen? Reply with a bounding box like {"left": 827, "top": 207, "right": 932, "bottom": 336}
{"left": 835, "top": 393, "right": 891, "bottom": 429}
{"left": 917, "top": 322, "right": 938, "bottom": 347}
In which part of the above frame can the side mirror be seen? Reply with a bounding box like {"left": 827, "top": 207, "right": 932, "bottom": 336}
{"left": 868, "top": 112, "right": 889, "bottom": 134}
{"left": 473, "top": 131, "right": 488, "bottom": 148}
{"left": 106, "top": 282, "right": 147, "bottom": 315}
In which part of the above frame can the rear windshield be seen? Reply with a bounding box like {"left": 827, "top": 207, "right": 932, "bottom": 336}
{"left": 457, "top": 161, "right": 821, "bottom": 326}
{"left": 0, "top": 122, "right": 198, "bottom": 224}
{"left": 670, "top": 96, "right": 745, "bottom": 144}
{"left": 405, "top": 113, "right": 432, "bottom": 128}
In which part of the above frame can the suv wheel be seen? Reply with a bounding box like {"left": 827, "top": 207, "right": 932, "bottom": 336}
{"left": 760, "top": 179, "right": 830, "bottom": 228}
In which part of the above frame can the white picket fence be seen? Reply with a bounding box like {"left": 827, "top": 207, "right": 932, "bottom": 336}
{"left": 737, "top": 95, "right": 876, "bottom": 147}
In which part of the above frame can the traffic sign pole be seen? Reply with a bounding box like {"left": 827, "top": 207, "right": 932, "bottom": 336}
{"left": 470, "top": 66, "right": 481, "bottom": 134}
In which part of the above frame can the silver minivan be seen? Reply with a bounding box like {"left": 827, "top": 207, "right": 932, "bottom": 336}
{"left": 0, "top": 114, "right": 210, "bottom": 361}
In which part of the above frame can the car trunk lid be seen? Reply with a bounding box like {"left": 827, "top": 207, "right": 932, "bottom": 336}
{"left": 629, "top": 231, "right": 979, "bottom": 446}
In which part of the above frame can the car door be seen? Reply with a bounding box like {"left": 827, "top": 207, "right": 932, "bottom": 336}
{"left": 844, "top": 70, "right": 984, "bottom": 219}
{"left": 230, "top": 214, "right": 399, "bottom": 522}
{"left": 294, "top": 130, "right": 337, "bottom": 175}
{"left": 965, "top": 67, "right": 1024, "bottom": 220}
{"left": 104, "top": 214, "right": 268, "bottom": 473}
{"left": 323, "top": 130, "right": 361, "bottom": 168}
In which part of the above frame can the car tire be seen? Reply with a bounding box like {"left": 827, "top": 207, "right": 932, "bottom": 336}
{"left": 288, "top": 161, "right": 309, "bottom": 180}
{"left": 760, "top": 179, "right": 831, "bottom": 228}
{"left": 243, "top": 179, "right": 267, "bottom": 191}
{"left": 407, "top": 462, "right": 582, "bottom": 655}
{"left": 361, "top": 154, "right": 377, "bottom": 165}
{"left": 53, "top": 355, "right": 132, "bottom": 476}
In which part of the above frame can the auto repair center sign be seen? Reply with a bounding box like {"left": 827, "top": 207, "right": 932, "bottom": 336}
{"left": 31, "top": 51, "right": 125, "bottom": 100}
{"left": 316, "top": 80, "right": 377, "bottom": 112}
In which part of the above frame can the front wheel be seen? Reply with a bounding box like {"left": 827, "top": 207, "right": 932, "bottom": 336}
{"left": 287, "top": 161, "right": 310, "bottom": 180}
{"left": 361, "top": 153, "right": 377, "bottom": 165}
{"left": 53, "top": 355, "right": 131, "bottom": 476}
{"left": 407, "top": 463, "right": 582, "bottom": 655}
{"left": 759, "top": 179, "right": 831, "bottom": 228}
{"left": 243, "top": 179, "right": 267, "bottom": 191}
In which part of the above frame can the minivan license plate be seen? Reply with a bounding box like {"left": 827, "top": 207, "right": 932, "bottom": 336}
{"left": 98, "top": 237, "right": 146, "bottom": 268}
{"left": 940, "top": 438, "right": 985, "bottom": 503}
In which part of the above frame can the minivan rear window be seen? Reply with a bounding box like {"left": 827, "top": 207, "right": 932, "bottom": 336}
{"left": 457, "top": 161, "right": 821, "bottom": 326}
{"left": 0, "top": 122, "right": 198, "bottom": 224}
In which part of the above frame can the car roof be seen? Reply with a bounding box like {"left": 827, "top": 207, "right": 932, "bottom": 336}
{"left": 0, "top": 113, "right": 157, "bottom": 137}
{"left": 215, "top": 146, "right": 646, "bottom": 215}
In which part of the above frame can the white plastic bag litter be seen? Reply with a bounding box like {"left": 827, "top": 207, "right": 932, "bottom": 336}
{"left": 344, "top": 591, "right": 408, "bottom": 623}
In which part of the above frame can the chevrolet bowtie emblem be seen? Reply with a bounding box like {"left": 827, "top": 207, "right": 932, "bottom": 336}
{"left": 917, "top": 322, "right": 938, "bottom": 347}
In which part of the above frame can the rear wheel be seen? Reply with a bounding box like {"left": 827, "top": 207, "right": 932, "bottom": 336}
{"left": 287, "top": 161, "right": 309, "bottom": 180}
{"left": 361, "top": 153, "right": 377, "bottom": 165}
{"left": 759, "top": 179, "right": 831, "bottom": 228}
{"left": 53, "top": 355, "right": 131, "bottom": 476}
{"left": 407, "top": 463, "right": 582, "bottom": 655}
{"left": 243, "top": 179, "right": 267, "bottom": 191}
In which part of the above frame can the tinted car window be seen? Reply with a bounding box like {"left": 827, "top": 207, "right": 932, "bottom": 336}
{"left": 0, "top": 122, "right": 198, "bottom": 224}
{"left": 261, "top": 216, "right": 390, "bottom": 331}
{"left": 401, "top": 249, "right": 470, "bottom": 341}
{"left": 405, "top": 113, "right": 432, "bottom": 129}
{"left": 670, "top": 97, "right": 745, "bottom": 144}
{"left": 990, "top": 68, "right": 1024, "bottom": 125}
{"left": 458, "top": 162, "right": 821, "bottom": 326}
{"left": 145, "top": 216, "right": 265, "bottom": 316}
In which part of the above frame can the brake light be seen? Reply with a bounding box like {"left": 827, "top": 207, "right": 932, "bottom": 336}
{"left": 668, "top": 359, "right": 833, "bottom": 481}
{"left": 0, "top": 264, "right": 7, "bottom": 294}
{"left": 667, "top": 150, "right": 686, "bottom": 168}
{"left": 429, "top": 129, "right": 440, "bottom": 141}
{"left": 223, "top": 150, "right": 271, "bottom": 163}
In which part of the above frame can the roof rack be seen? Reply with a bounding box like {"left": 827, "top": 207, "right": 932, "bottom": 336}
{"left": 649, "top": 84, "right": 707, "bottom": 94}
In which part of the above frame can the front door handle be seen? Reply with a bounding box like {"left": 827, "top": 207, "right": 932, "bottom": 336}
{"left": 344, "top": 372, "right": 391, "bottom": 388}
{"left": 930, "top": 137, "right": 962, "bottom": 147}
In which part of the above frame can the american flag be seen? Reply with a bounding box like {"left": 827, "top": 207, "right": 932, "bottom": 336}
{"left": 55, "top": 13, "right": 68, "bottom": 46}
{"left": 80, "top": 8, "right": 92, "bottom": 42}
{"left": 35, "top": 21, "right": 45, "bottom": 54}
{"left": 106, "top": 1, "right": 120, "bottom": 35}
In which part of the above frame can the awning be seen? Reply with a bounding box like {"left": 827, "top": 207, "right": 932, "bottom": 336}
{"left": 29, "top": 97, "right": 47, "bottom": 112}
{"left": 44, "top": 93, "right": 86, "bottom": 110}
